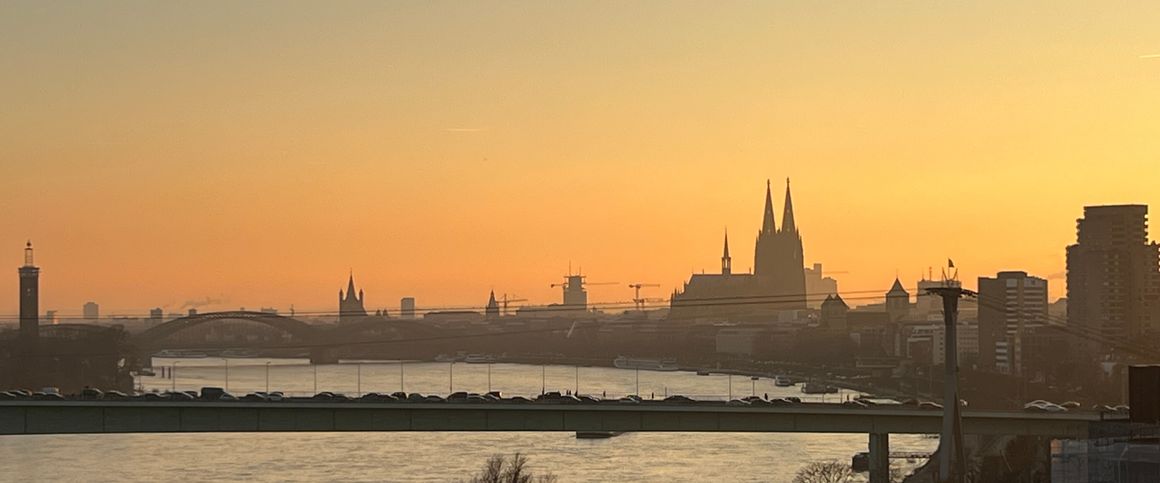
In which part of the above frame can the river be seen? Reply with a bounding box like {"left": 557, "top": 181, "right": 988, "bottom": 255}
{"left": 0, "top": 358, "right": 938, "bottom": 482}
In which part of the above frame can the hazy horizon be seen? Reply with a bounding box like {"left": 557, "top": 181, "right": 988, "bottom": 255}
{"left": 4, "top": 1, "right": 1159, "bottom": 315}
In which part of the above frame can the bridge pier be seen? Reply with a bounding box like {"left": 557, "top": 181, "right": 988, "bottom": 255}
{"left": 309, "top": 347, "right": 338, "bottom": 365}
{"left": 869, "top": 432, "right": 890, "bottom": 483}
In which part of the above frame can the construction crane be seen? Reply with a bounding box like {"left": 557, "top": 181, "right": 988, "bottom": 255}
{"left": 628, "top": 283, "right": 661, "bottom": 311}
{"left": 498, "top": 293, "right": 527, "bottom": 316}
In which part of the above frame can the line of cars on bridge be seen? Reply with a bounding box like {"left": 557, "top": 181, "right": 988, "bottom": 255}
{"left": 0, "top": 387, "right": 947, "bottom": 410}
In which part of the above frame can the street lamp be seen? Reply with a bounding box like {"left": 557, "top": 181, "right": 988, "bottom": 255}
{"left": 313, "top": 363, "right": 318, "bottom": 395}
{"left": 224, "top": 358, "right": 229, "bottom": 392}
{"left": 574, "top": 366, "right": 579, "bottom": 395}
{"left": 487, "top": 362, "right": 492, "bottom": 393}
{"left": 357, "top": 363, "right": 362, "bottom": 397}
{"left": 172, "top": 361, "right": 180, "bottom": 392}
{"left": 449, "top": 361, "right": 454, "bottom": 394}
{"left": 265, "top": 361, "right": 272, "bottom": 394}
{"left": 399, "top": 361, "right": 405, "bottom": 393}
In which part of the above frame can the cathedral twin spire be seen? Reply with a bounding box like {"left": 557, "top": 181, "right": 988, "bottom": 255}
{"left": 761, "top": 178, "right": 797, "bottom": 236}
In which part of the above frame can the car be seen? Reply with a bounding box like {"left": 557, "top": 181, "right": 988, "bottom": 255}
{"left": 391, "top": 391, "right": 408, "bottom": 400}
{"left": 742, "top": 396, "right": 770, "bottom": 406}
{"left": 359, "top": 392, "right": 395, "bottom": 402}
{"left": 447, "top": 391, "right": 470, "bottom": 401}
{"left": 311, "top": 391, "right": 348, "bottom": 402}
{"left": 466, "top": 394, "right": 489, "bottom": 403}
{"left": 727, "top": 399, "right": 751, "bottom": 406}
{"left": 663, "top": 395, "right": 695, "bottom": 403}
{"left": 33, "top": 392, "right": 65, "bottom": 401}
{"left": 783, "top": 396, "right": 801, "bottom": 404}
{"left": 80, "top": 388, "right": 104, "bottom": 400}
{"left": 505, "top": 396, "right": 533, "bottom": 404}
{"left": 0, "top": 391, "right": 18, "bottom": 401}
{"left": 618, "top": 396, "right": 641, "bottom": 405}
{"left": 165, "top": 391, "right": 196, "bottom": 401}
{"left": 241, "top": 393, "right": 267, "bottom": 402}
{"left": 423, "top": 395, "right": 446, "bottom": 403}
{"left": 486, "top": 391, "right": 502, "bottom": 399}
{"left": 769, "top": 397, "right": 798, "bottom": 406}
{"left": 918, "top": 401, "right": 943, "bottom": 410}
{"left": 102, "top": 390, "right": 129, "bottom": 400}
{"left": 134, "top": 392, "right": 167, "bottom": 401}
{"left": 842, "top": 400, "right": 869, "bottom": 408}
{"left": 219, "top": 393, "right": 238, "bottom": 401}
{"left": 406, "top": 393, "right": 426, "bottom": 402}
{"left": 1060, "top": 401, "right": 1081, "bottom": 409}
{"left": 200, "top": 387, "right": 226, "bottom": 401}
{"left": 266, "top": 392, "right": 285, "bottom": 402}
{"left": 1042, "top": 403, "right": 1068, "bottom": 413}
{"left": 578, "top": 395, "right": 601, "bottom": 404}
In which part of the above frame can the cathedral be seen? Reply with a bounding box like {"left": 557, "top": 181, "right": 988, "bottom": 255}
{"left": 338, "top": 273, "right": 368, "bottom": 323}
{"left": 670, "top": 179, "right": 807, "bottom": 320}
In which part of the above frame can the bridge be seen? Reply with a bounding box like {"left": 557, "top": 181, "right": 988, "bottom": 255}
{"left": 130, "top": 311, "right": 442, "bottom": 365}
{"left": 0, "top": 400, "right": 1101, "bottom": 437}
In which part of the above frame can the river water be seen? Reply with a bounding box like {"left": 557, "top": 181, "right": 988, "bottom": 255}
{"left": 0, "top": 358, "right": 937, "bottom": 482}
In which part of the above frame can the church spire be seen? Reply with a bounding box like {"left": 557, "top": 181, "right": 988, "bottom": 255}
{"left": 345, "top": 271, "right": 357, "bottom": 301}
{"left": 721, "top": 229, "right": 732, "bottom": 275}
{"left": 781, "top": 178, "right": 797, "bottom": 233}
{"left": 761, "top": 179, "right": 776, "bottom": 234}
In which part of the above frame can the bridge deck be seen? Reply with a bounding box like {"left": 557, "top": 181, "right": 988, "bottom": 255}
{"left": 0, "top": 401, "right": 1100, "bottom": 437}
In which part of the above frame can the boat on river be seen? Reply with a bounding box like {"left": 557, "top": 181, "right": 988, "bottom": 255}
{"left": 613, "top": 356, "right": 679, "bottom": 372}
{"left": 800, "top": 382, "right": 839, "bottom": 394}
{"left": 774, "top": 375, "right": 794, "bottom": 387}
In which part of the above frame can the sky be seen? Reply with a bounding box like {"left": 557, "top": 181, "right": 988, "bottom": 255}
{"left": 2, "top": 1, "right": 1158, "bottom": 317}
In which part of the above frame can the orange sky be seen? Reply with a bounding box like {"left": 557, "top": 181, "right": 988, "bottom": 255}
{"left": 2, "top": 2, "right": 1159, "bottom": 317}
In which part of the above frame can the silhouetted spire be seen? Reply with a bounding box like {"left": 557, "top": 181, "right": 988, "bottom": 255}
{"left": 887, "top": 277, "right": 908, "bottom": 296}
{"left": 721, "top": 229, "right": 732, "bottom": 275}
{"left": 761, "top": 179, "right": 776, "bottom": 234}
{"left": 346, "top": 272, "right": 357, "bottom": 301}
{"left": 781, "top": 178, "right": 796, "bottom": 233}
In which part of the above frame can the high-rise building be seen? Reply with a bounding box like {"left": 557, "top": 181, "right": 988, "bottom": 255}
{"left": 338, "top": 273, "right": 368, "bottom": 323}
{"left": 400, "top": 297, "right": 416, "bottom": 319}
{"left": 18, "top": 241, "right": 39, "bottom": 342}
{"left": 561, "top": 274, "right": 588, "bottom": 309}
{"left": 978, "top": 271, "right": 1048, "bottom": 375}
{"left": 1066, "top": 205, "right": 1160, "bottom": 358}
{"left": 83, "top": 301, "right": 100, "bottom": 321}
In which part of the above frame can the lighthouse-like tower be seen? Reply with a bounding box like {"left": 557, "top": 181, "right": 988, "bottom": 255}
{"left": 19, "top": 241, "right": 39, "bottom": 342}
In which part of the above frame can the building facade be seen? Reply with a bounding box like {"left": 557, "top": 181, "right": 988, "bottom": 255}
{"left": 1066, "top": 205, "right": 1160, "bottom": 358}
{"left": 978, "top": 271, "right": 1048, "bottom": 375}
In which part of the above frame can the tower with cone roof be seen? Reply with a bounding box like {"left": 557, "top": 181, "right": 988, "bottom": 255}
{"left": 721, "top": 230, "right": 732, "bottom": 276}
{"left": 885, "top": 277, "right": 910, "bottom": 321}
{"left": 338, "top": 272, "right": 368, "bottom": 323}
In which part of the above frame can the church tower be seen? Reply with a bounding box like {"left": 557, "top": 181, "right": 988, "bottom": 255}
{"left": 721, "top": 230, "right": 732, "bottom": 276}
{"left": 776, "top": 178, "right": 807, "bottom": 308}
{"left": 338, "top": 272, "right": 368, "bottom": 322}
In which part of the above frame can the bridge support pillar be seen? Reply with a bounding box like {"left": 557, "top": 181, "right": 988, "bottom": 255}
{"left": 869, "top": 432, "right": 890, "bottom": 483}
{"left": 310, "top": 347, "right": 338, "bottom": 365}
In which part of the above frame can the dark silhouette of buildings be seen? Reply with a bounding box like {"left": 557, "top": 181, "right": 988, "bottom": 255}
{"left": 3, "top": 242, "right": 132, "bottom": 392}
{"left": 670, "top": 179, "right": 808, "bottom": 320}
{"left": 978, "top": 271, "right": 1047, "bottom": 375}
{"left": 1066, "top": 205, "right": 1160, "bottom": 358}
{"left": 19, "top": 241, "right": 38, "bottom": 342}
{"left": 338, "top": 273, "right": 368, "bottom": 322}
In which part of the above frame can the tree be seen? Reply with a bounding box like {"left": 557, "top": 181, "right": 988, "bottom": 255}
{"left": 467, "top": 453, "right": 557, "bottom": 483}
{"left": 792, "top": 460, "right": 853, "bottom": 483}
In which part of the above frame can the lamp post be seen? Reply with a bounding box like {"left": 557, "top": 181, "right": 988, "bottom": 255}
{"left": 449, "top": 361, "right": 454, "bottom": 394}
{"left": 399, "top": 361, "right": 405, "bottom": 393}
{"left": 728, "top": 374, "right": 732, "bottom": 400}
{"left": 635, "top": 368, "right": 640, "bottom": 396}
{"left": 574, "top": 366, "right": 579, "bottom": 396}
{"left": 265, "top": 361, "right": 271, "bottom": 394}
{"left": 487, "top": 362, "right": 492, "bottom": 393}
{"left": 313, "top": 363, "right": 318, "bottom": 395}
{"left": 357, "top": 363, "right": 362, "bottom": 397}
{"left": 171, "top": 361, "right": 180, "bottom": 392}
{"left": 541, "top": 365, "right": 546, "bottom": 395}
{"left": 224, "top": 358, "right": 229, "bottom": 392}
